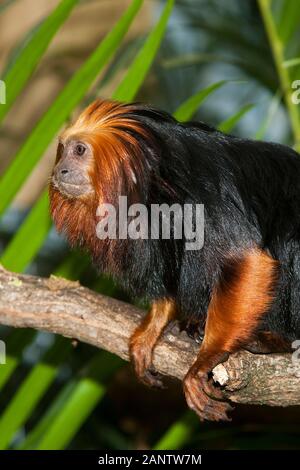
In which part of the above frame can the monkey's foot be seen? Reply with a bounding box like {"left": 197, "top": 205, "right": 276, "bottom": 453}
{"left": 129, "top": 337, "right": 164, "bottom": 388}
{"left": 183, "top": 371, "right": 233, "bottom": 421}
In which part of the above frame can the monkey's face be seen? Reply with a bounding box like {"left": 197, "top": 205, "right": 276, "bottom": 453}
{"left": 51, "top": 138, "right": 94, "bottom": 199}
{"left": 50, "top": 99, "right": 150, "bottom": 205}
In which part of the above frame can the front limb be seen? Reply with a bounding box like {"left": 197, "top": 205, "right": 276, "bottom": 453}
{"left": 130, "top": 298, "right": 177, "bottom": 387}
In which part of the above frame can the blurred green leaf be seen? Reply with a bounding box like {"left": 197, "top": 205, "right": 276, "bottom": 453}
{"left": 17, "top": 381, "right": 76, "bottom": 450}
{"left": 113, "top": 0, "right": 174, "bottom": 101}
{"left": 178, "top": 7, "right": 276, "bottom": 92}
{"left": 153, "top": 411, "right": 199, "bottom": 450}
{"left": 37, "top": 380, "right": 103, "bottom": 450}
{"left": 0, "top": 330, "right": 36, "bottom": 391}
{"left": 0, "top": 0, "right": 143, "bottom": 216}
{"left": 0, "top": 337, "right": 71, "bottom": 450}
{"left": 0, "top": 0, "right": 78, "bottom": 123}
{"left": 258, "top": 0, "right": 300, "bottom": 149}
{"left": 217, "top": 104, "right": 254, "bottom": 133}
{"left": 0, "top": 191, "right": 50, "bottom": 272}
{"left": 277, "top": 0, "right": 300, "bottom": 44}
{"left": 283, "top": 57, "right": 300, "bottom": 68}
{"left": 161, "top": 52, "right": 228, "bottom": 69}
{"left": 255, "top": 90, "right": 281, "bottom": 140}
{"left": 173, "top": 80, "right": 227, "bottom": 121}
{"left": 20, "top": 352, "right": 123, "bottom": 450}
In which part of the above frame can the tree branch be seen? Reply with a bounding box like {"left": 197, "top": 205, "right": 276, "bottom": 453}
{"left": 0, "top": 265, "right": 299, "bottom": 406}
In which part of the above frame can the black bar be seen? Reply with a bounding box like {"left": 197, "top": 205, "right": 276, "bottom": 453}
{"left": 0, "top": 450, "right": 297, "bottom": 466}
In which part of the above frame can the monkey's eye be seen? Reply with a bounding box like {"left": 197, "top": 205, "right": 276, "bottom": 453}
{"left": 75, "top": 143, "right": 86, "bottom": 157}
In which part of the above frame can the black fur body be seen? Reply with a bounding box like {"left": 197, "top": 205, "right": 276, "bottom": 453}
{"left": 83, "top": 105, "right": 300, "bottom": 342}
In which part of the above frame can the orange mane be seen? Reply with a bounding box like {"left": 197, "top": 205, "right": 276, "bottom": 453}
{"left": 59, "top": 99, "right": 150, "bottom": 203}
{"left": 49, "top": 99, "right": 153, "bottom": 270}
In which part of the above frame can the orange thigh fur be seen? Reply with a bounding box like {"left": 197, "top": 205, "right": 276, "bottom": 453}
{"left": 184, "top": 248, "right": 278, "bottom": 421}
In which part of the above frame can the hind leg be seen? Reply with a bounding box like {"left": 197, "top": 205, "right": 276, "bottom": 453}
{"left": 183, "top": 248, "right": 278, "bottom": 421}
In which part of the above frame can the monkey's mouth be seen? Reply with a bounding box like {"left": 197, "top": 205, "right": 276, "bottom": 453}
{"left": 51, "top": 176, "right": 94, "bottom": 199}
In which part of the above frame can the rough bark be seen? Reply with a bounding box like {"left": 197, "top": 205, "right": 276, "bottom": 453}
{"left": 0, "top": 265, "right": 299, "bottom": 406}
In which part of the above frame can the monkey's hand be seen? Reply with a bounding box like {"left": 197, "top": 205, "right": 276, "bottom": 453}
{"left": 129, "top": 334, "right": 164, "bottom": 388}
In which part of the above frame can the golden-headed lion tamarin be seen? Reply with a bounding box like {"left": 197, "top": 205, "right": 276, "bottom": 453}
{"left": 50, "top": 99, "right": 297, "bottom": 421}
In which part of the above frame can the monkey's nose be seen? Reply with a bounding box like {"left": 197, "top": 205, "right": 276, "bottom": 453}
{"left": 54, "top": 166, "right": 71, "bottom": 184}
